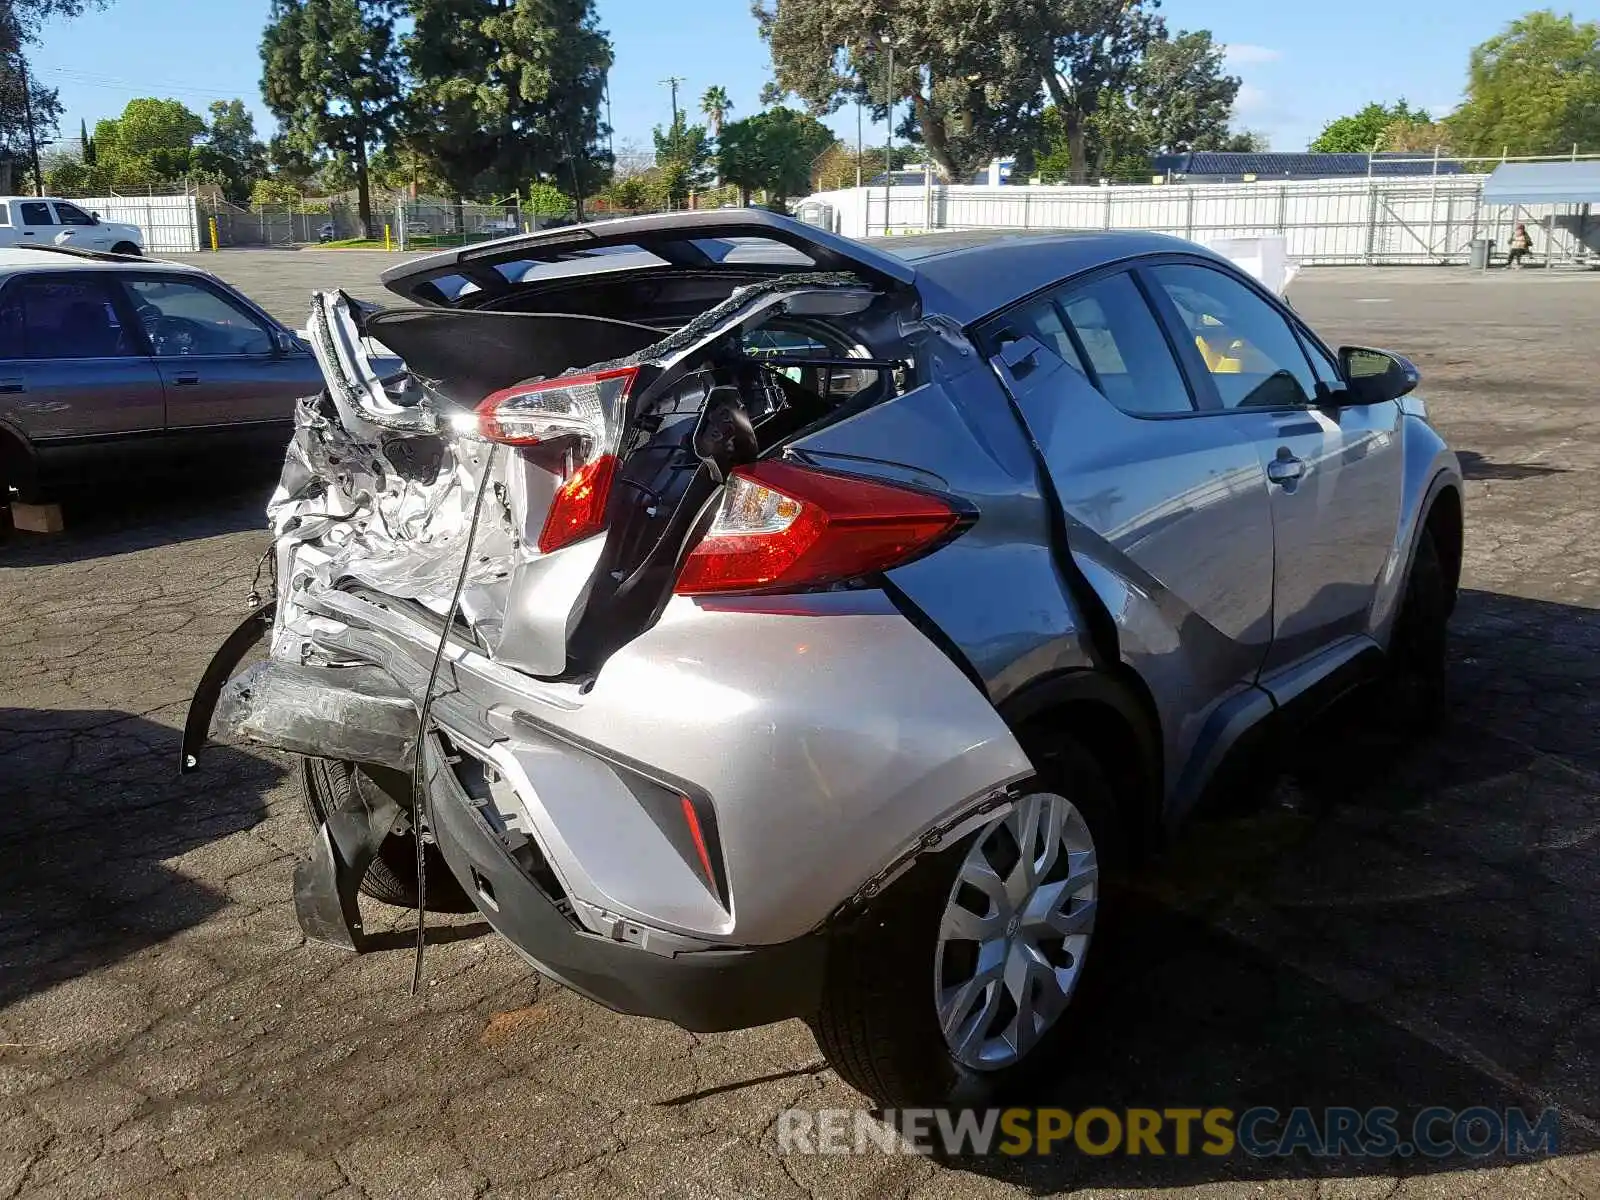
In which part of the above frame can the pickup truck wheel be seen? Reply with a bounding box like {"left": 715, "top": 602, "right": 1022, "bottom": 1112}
{"left": 112, "top": 242, "right": 141, "bottom": 256}
{"left": 809, "top": 734, "right": 1122, "bottom": 1109}
{"left": 298, "top": 757, "right": 471, "bottom": 912}
{"left": 1379, "top": 526, "right": 1450, "bottom": 734}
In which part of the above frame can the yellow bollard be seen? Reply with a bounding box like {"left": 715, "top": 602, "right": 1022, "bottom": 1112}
{"left": 208, "top": 216, "right": 219, "bottom": 251}
{"left": 384, "top": 223, "right": 391, "bottom": 251}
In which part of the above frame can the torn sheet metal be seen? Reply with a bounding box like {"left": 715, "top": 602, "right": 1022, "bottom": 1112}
{"left": 268, "top": 275, "right": 880, "bottom": 672}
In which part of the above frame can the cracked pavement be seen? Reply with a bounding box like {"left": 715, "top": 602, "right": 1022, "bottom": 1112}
{"left": 1, "top": 256, "right": 1598, "bottom": 1198}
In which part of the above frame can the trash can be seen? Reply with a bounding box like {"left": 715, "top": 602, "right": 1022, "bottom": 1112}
{"left": 1470, "top": 237, "right": 1494, "bottom": 270}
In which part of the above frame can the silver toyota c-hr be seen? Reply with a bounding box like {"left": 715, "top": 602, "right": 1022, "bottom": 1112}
{"left": 187, "top": 210, "right": 1463, "bottom": 1108}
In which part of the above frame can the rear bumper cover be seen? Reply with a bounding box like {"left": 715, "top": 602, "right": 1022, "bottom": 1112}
{"left": 422, "top": 736, "right": 825, "bottom": 1032}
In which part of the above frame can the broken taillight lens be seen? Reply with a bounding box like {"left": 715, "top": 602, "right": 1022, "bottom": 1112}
{"left": 476, "top": 365, "right": 638, "bottom": 451}
{"left": 476, "top": 365, "right": 640, "bottom": 553}
{"left": 674, "top": 460, "right": 963, "bottom": 597}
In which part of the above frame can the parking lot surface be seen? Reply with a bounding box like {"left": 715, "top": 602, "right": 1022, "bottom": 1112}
{"left": 2, "top": 254, "right": 1598, "bottom": 1199}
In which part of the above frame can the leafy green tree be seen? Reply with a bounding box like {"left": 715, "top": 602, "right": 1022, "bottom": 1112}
{"left": 0, "top": 0, "right": 103, "bottom": 190}
{"left": 754, "top": 0, "right": 1045, "bottom": 182}
{"left": 1309, "top": 100, "right": 1430, "bottom": 153}
{"left": 261, "top": 0, "right": 402, "bottom": 236}
{"left": 250, "top": 175, "right": 305, "bottom": 206}
{"left": 1025, "top": 0, "right": 1166, "bottom": 183}
{"left": 192, "top": 99, "right": 267, "bottom": 203}
{"left": 88, "top": 98, "right": 207, "bottom": 188}
{"left": 716, "top": 106, "right": 836, "bottom": 205}
{"left": 1033, "top": 26, "right": 1245, "bottom": 182}
{"left": 700, "top": 86, "right": 733, "bottom": 137}
{"left": 652, "top": 113, "right": 713, "bottom": 204}
{"left": 526, "top": 180, "right": 572, "bottom": 216}
{"left": 1447, "top": 11, "right": 1600, "bottom": 156}
{"left": 404, "top": 0, "right": 613, "bottom": 204}
{"left": 1131, "top": 30, "right": 1241, "bottom": 153}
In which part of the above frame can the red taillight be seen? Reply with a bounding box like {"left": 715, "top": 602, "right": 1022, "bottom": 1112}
{"left": 477, "top": 366, "right": 639, "bottom": 554}
{"left": 538, "top": 453, "right": 617, "bottom": 553}
{"left": 674, "top": 460, "right": 962, "bottom": 597}
{"left": 476, "top": 365, "right": 639, "bottom": 449}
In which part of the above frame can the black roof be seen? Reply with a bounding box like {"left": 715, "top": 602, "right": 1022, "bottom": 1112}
{"left": 1153, "top": 152, "right": 1466, "bottom": 178}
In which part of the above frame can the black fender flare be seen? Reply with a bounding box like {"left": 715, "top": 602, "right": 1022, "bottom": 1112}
{"left": 179, "top": 602, "right": 276, "bottom": 774}
{"left": 997, "top": 667, "right": 1163, "bottom": 850}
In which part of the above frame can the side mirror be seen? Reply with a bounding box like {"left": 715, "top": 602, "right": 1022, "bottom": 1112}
{"left": 90, "top": 211, "right": 100, "bottom": 221}
{"left": 1338, "top": 346, "right": 1420, "bottom": 405}
{"left": 272, "top": 328, "right": 303, "bottom": 356}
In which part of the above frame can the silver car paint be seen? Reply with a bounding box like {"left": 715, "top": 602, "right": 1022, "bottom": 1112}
{"left": 989, "top": 344, "right": 1276, "bottom": 802}
{"left": 281, "top": 585, "right": 1030, "bottom": 946}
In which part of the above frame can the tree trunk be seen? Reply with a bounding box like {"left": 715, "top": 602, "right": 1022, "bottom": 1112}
{"left": 1067, "top": 111, "right": 1088, "bottom": 184}
{"left": 910, "top": 93, "right": 960, "bottom": 182}
{"left": 1043, "top": 73, "right": 1091, "bottom": 185}
{"left": 354, "top": 122, "right": 373, "bottom": 240}
{"left": 739, "top": 185, "right": 751, "bottom": 207}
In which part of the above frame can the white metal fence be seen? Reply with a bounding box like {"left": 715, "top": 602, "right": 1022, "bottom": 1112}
{"left": 799, "top": 175, "right": 1598, "bottom": 266}
{"left": 71, "top": 194, "right": 201, "bottom": 253}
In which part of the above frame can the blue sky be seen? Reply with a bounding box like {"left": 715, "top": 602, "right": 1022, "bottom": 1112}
{"left": 30, "top": 0, "right": 1518, "bottom": 160}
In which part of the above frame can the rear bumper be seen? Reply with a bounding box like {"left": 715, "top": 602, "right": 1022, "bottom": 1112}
{"left": 422, "top": 734, "right": 825, "bottom": 1031}
{"left": 223, "top": 584, "right": 1029, "bottom": 1027}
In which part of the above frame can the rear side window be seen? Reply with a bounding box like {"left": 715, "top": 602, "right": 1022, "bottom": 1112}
{"left": 1146, "top": 263, "right": 1320, "bottom": 410}
{"left": 0, "top": 203, "right": 10, "bottom": 227}
{"left": 54, "top": 203, "right": 96, "bottom": 226}
{"left": 1053, "top": 272, "right": 1195, "bottom": 415}
{"left": 988, "top": 296, "right": 1089, "bottom": 377}
{"left": 0, "top": 275, "right": 134, "bottom": 359}
{"left": 18, "top": 202, "right": 53, "bottom": 226}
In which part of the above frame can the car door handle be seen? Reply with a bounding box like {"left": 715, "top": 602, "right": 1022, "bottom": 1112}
{"left": 1267, "top": 452, "right": 1306, "bottom": 485}
{"left": 0, "top": 378, "right": 23, "bottom": 393}
{"left": 172, "top": 371, "right": 200, "bottom": 386}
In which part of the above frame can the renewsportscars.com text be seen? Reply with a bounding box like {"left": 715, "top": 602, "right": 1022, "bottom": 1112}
{"left": 776, "top": 1106, "right": 1561, "bottom": 1159}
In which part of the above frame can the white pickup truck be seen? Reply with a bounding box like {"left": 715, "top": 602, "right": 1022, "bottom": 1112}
{"left": 0, "top": 197, "right": 145, "bottom": 255}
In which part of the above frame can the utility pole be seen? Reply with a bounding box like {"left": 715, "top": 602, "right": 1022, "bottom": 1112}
{"left": 661, "top": 76, "right": 685, "bottom": 127}
{"left": 19, "top": 56, "right": 41, "bottom": 196}
{"left": 605, "top": 82, "right": 613, "bottom": 159}
{"left": 881, "top": 37, "right": 896, "bottom": 234}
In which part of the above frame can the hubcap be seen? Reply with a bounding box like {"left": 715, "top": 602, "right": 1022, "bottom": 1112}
{"left": 934, "top": 792, "right": 1098, "bottom": 1071}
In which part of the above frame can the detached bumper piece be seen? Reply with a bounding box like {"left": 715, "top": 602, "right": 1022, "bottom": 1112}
{"left": 212, "top": 660, "right": 418, "bottom": 770}
{"left": 204, "top": 659, "right": 421, "bottom": 951}
{"left": 423, "top": 736, "right": 826, "bottom": 1033}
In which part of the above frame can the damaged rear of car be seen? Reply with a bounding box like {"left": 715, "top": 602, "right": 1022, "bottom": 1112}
{"left": 186, "top": 211, "right": 1036, "bottom": 1052}
{"left": 187, "top": 211, "right": 1463, "bottom": 1110}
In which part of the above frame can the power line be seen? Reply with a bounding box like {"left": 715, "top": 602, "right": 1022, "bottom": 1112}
{"left": 38, "top": 66, "right": 243, "bottom": 100}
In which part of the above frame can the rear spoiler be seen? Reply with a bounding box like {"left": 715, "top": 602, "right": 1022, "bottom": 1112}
{"left": 378, "top": 209, "right": 917, "bottom": 306}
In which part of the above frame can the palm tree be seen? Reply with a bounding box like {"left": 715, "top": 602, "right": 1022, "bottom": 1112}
{"left": 700, "top": 86, "right": 732, "bottom": 138}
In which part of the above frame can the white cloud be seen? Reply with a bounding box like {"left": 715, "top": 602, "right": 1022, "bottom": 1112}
{"left": 1233, "top": 83, "right": 1271, "bottom": 115}
{"left": 1224, "top": 43, "right": 1281, "bottom": 66}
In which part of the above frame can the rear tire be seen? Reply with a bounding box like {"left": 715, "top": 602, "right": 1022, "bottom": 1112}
{"left": 809, "top": 734, "right": 1124, "bottom": 1108}
{"left": 297, "top": 757, "right": 471, "bottom": 911}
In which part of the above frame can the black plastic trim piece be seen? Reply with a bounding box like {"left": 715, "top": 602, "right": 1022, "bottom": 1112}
{"left": 179, "top": 602, "right": 276, "bottom": 774}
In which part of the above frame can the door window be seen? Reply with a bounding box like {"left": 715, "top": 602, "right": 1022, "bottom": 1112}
{"left": 1147, "top": 263, "right": 1320, "bottom": 410}
{"left": 123, "top": 277, "right": 274, "bottom": 357}
{"left": 18, "top": 202, "right": 54, "bottom": 227}
{"left": 1053, "top": 273, "right": 1195, "bottom": 415}
{"left": 0, "top": 203, "right": 11, "bottom": 227}
{"left": 53, "top": 203, "right": 97, "bottom": 226}
{"left": 0, "top": 275, "right": 135, "bottom": 359}
{"left": 988, "top": 296, "right": 1090, "bottom": 377}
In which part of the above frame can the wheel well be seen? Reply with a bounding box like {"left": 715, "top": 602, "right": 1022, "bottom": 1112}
{"left": 0, "top": 426, "right": 36, "bottom": 498}
{"left": 1425, "top": 485, "right": 1463, "bottom": 612}
{"left": 1000, "top": 670, "right": 1163, "bottom": 859}
{"left": 112, "top": 241, "right": 141, "bottom": 254}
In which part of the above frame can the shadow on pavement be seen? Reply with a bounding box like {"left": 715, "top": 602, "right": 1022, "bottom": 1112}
{"left": 1456, "top": 450, "right": 1570, "bottom": 482}
{"left": 0, "top": 707, "right": 283, "bottom": 1008}
{"left": 1, "top": 465, "right": 278, "bottom": 569}
{"left": 935, "top": 587, "right": 1598, "bottom": 1190}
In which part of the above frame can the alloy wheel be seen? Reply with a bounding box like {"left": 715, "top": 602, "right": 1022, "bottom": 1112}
{"left": 933, "top": 791, "right": 1099, "bottom": 1071}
